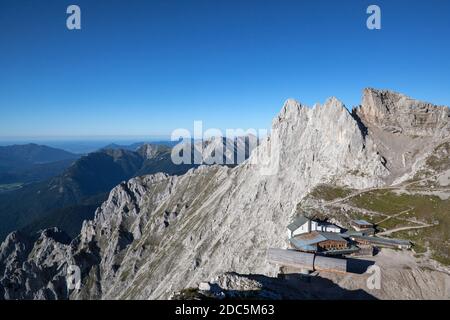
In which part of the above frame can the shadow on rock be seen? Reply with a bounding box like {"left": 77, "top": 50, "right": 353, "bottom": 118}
{"left": 173, "top": 271, "right": 377, "bottom": 300}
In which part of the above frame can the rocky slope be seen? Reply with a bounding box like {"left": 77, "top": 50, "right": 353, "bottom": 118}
{"left": 0, "top": 88, "right": 449, "bottom": 300}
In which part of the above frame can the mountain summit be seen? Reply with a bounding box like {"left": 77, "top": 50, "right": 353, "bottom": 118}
{"left": 357, "top": 88, "right": 450, "bottom": 138}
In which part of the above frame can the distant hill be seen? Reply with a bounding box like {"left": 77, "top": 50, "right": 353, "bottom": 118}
{"left": 101, "top": 140, "right": 180, "bottom": 152}
{"left": 0, "top": 143, "right": 78, "bottom": 167}
{"left": 0, "top": 144, "right": 79, "bottom": 185}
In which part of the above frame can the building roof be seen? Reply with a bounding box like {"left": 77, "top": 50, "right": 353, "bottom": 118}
{"left": 341, "top": 230, "right": 364, "bottom": 237}
{"left": 287, "top": 215, "right": 309, "bottom": 231}
{"left": 350, "top": 235, "right": 411, "bottom": 247}
{"left": 318, "top": 231, "right": 346, "bottom": 242}
{"left": 289, "top": 238, "right": 318, "bottom": 252}
{"left": 291, "top": 231, "right": 346, "bottom": 248}
{"left": 352, "top": 219, "right": 373, "bottom": 226}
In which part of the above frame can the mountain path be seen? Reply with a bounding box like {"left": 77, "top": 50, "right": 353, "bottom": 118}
{"left": 377, "top": 223, "right": 434, "bottom": 236}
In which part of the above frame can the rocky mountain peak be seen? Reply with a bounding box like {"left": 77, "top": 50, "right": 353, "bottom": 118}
{"left": 264, "top": 93, "right": 389, "bottom": 190}
{"left": 276, "top": 98, "right": 303, "bottom": 123}
{"left": 274, "top": 96, "right": 352, "bottom": 130}
{"left": 357, "top": 88, "right": 450, "bottom": 137}
{"left": 322, "top": 96, "right": 345, "bottom": 109}
{"left": 0, "top": 231, "right": 31, "bottom": 265}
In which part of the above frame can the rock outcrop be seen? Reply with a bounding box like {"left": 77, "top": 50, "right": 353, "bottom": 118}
{"left": 0, "top": 228, "right": 73, "bottom": 299}
{"left": 355, "top": 88, "right": 450, "bottom": 183}
{"left": 357, "top": 88, "right": 450, "bottom": 138}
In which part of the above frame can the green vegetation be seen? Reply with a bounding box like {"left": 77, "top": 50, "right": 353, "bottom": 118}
{"left": 377, "top": 217, "right": 417, "bottom": 230}
{"left": 349, "top": 190, "right": 449, "bottom": 265}
{"left": 309, "top": 184, "right": 354, "bottom": 201}
{"left": 350, "top": 190, "right": 447, "bottom": 219}
{"left": 431, "top": 252, "right": 450, "bottom": 266}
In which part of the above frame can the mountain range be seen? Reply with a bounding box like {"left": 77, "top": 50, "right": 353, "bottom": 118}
{"left": 0, "top": 138, "right": 256, "bottom": 241}
{"left": 0, "top": 88, "right": 449, "bottom": 300}
{"left": 0, "top": 144, "right": 196, "bottom": 240}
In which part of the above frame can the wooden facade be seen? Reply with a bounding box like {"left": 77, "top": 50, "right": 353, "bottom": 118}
{"left": 318, "top": 239, "right": 348, "bottom": 251}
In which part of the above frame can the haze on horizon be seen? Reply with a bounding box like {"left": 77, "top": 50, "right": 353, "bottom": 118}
{"left": 1, "top": 0, "right": 449, "bottom": 138}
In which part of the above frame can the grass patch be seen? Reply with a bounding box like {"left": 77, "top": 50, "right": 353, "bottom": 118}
{"left": 309, "top": 184, "right": 354, "bottom": 201}
{"left": 412, "top": 243, "right": 427, "bottom": 254}
{"left": 350, "top": 190, "right": 448, "bottom": 220}
{"left": 377, "top": 217, "right": 416, "bottom": 230}
{"left": 348, "top": 190, "right": 449, "bottom": 265}
{"left": 432, "top": 253, "right": 450, "bottom": 266}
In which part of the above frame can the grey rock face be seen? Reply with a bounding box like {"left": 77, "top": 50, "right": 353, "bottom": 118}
{"left": 355, "top": 88, "right": 450, "bottom": 183}
{"left": 0, "top": 88, "right": 448, "bottom": 300}
{"left": 357, "top": 88, "right": 450, "bottom": 138}
{"left": 0, "top": 228, "right": 73, "bottom": 299}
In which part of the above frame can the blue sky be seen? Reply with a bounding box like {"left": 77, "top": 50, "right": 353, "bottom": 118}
{"left": 0, "top": 0, "right": 449, "bottom": 139}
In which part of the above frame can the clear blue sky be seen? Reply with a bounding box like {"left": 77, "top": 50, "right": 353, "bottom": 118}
{"left": 0, "top": 0, "right": 449, "bottom": 138}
